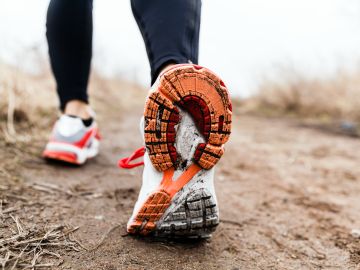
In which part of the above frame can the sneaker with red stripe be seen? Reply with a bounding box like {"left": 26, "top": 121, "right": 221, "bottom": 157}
{"left": 43, "top": 115, "right": 100, "bottom": 165}
{"left": 119, "top": 64, "right": 232, "bottom": 238}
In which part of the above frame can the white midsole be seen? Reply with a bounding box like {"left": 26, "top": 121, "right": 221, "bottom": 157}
{"left": 45, "top": 139, "right": 99, "bottom": 164}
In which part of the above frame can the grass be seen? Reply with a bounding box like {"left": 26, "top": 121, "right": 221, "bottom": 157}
{"left": 0, "top": 62, "right": 58, "bottom": 144}
{"left": 0, "top": 63, "right": 146, "bottom": 269}
{"left": 241, "top": 69, "right": 360, "bottom": 123}
{"left": 234, "top": 68, "right": 360, "bottom": 137}
{"left": 0, "top": 165, "right": 83, "bottom": 269}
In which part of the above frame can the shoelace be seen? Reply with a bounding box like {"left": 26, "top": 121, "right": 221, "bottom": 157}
{"left": 118, "top": 146, "right": 202, "bottom": 198}
{"left": 118, "top": 147, "right": 145, "bottom": 169}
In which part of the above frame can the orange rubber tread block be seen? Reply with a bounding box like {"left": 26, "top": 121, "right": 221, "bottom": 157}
{"left": 127, "top": 164, "right": 202, "bottom": 235}
{"left": 144, "top": 64, "right": 232, "bottom": 172}
{"left": 127, "top": 190, "right": 171, "bottom": 235}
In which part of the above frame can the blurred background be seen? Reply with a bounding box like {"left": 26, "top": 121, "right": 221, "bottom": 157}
{"left": 2, "top": 2, "right": 360, "bottom": 268}
{"left": 1, "top": 0, "right": 360, "bottom": 138}
{"left": 1, "top": 0, "right": 360, "bottom": 97}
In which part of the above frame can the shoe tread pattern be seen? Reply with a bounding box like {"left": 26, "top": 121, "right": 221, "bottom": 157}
{"left": 144, "top": 64, "right": 232, "bottom": 172}
{"left": 155, "top": 188, "right": 219, "bottom": 238}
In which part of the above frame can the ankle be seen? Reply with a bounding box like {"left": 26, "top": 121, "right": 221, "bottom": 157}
{"left": 160, "top": 63, "right": 175, "bottom": 75}
{"left": 149, "top": 63, "right": 176, "bottom": 92}
{"left": 64, "top": 100, "right": 92, "bottom": 119}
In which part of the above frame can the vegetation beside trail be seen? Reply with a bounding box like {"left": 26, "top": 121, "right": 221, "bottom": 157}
{"left": 237, "top": 69, "right": 360, "bottom": 137}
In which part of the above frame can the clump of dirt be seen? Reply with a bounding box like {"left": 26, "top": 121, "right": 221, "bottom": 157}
{"left": 332, "top": 229, "right": 360, "bottom": 265}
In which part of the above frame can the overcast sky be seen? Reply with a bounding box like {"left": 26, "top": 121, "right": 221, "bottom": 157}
{"left": 1, "top": 0, "right": 360, "bottom": 96}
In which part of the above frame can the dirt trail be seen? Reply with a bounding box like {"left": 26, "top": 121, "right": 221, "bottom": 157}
{"left": 2, "top": 77, "right": 360, "bottom": 269}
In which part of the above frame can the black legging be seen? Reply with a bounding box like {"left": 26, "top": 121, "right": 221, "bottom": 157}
{"left": 46, "top": 0, "right": 202, "bottom": 110}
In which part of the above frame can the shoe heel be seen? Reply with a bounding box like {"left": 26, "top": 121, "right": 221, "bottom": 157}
{"left": 144, "top": 64, "right": 232, "bottom": 172}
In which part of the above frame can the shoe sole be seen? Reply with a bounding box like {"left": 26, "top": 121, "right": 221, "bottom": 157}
{"left": 43, "top": 139, "right": 100, "bottom": 165}
{"left": 155, "top": 188, "right": 219, "bottom": 238}
{"left": 128, "top": 64, "right": 232, "bottom": 237}
{"left": 144, "top": 64, "right": 232, "bottom": 171}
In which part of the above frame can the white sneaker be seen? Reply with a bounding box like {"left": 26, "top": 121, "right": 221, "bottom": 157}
{"left": 43, "top": 115, "right": 100, "bottom": 165}
{"left": 119, "top": 64, "right": 232, "bottom": 238}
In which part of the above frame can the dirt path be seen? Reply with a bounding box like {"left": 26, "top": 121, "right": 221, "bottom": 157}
{"left": 2, "top": 78, "right": 360, "bottom": 269}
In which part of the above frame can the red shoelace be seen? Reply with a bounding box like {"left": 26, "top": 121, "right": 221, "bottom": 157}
{"left": 118, "top": 147, "right": 145, "bottom": 169}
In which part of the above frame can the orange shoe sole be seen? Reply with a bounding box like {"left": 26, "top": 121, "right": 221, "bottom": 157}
{"left": 128, "top": 64, "right": 232, "bottom": 236}
{"left": 43, "top": 150, "right": 80, "bottom": 165}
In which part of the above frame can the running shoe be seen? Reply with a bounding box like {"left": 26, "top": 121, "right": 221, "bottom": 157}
{"left": 119, "top": 64, "right": 232, "bottom": 238}
{"left": 43, "top": 115, "right": 100, "bottom": 165}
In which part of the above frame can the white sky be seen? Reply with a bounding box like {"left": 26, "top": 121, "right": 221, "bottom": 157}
{"left": 1, "top": 0, "right": 360, "bottom": 96}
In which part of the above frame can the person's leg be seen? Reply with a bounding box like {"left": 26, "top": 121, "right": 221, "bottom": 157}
{"left": 46, "top": 0, "right": 93, "bottom": 117}
{"left": 43, "top": 0, "right": 100, "bottom": 165}
{"left": 125, "top": 0, "right": 233, "bottom": 237}
{"left": 131, "top": 0, "right": 201, "bottom": 84}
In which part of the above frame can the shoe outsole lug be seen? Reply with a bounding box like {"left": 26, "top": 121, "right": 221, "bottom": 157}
{"left": 127, "top": 190, "right": 172, "bottom": 236}
{"left": 144, "top": 64, "right": 232, "bottom": 172}
{"left": 128, "top": 188, "right": 219, "bottom": 238}
{"left": 155, "top": 188, "right": 219, "bottom": 239}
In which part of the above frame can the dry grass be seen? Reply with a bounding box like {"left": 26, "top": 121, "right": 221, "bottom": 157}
{"left": 0, "top": 179, "right": 83, "bottom": 270}
{"left": 0, "top": 63, "right": 145, "bottom": 269}
{"left": 0, "top": 62, "right": 145, "bottom": 144}
{"left": 0, "top": 169, "right": 112, "bottom": 269}
{"left": 0, "top": 64, "right": 79, "bottom": 270}
{"left": 241, "top": 69, "right": 360, "bottom": 124}
{"left": 0, "top": 62, "right": 58, "bottom": 144}
{"left": 0, "top": 218, "right": 80, "bottom": 269}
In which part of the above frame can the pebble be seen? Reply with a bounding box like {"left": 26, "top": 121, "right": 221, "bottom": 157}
{"left": 340, "top": 121, "right": 357, "bottom": 133}
{"left": 350, "top": 229, "right": 360, "bottom": 238}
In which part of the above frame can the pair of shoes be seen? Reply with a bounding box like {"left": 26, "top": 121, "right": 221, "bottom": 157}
{"left": 44, "top": 64, "right": 232, "bottom": 238}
